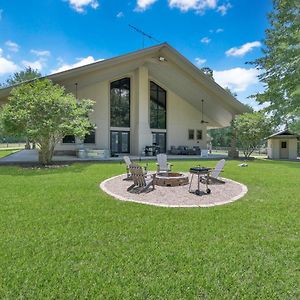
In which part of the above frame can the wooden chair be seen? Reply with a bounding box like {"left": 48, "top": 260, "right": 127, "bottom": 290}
{"left": 128, "top": 164, "right": 155, "bottom": 193}
{"left": 156, "top": 153, "right": 173, "bottom": 172}
{"left": 201, "top": 159, "right": 226, "bottom": 184}
{"left": 123, "top": 156, "right": 147, "bottom": 179}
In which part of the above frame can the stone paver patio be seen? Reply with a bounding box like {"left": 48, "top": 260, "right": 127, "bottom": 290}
{"left": 100, "top": 173, "right": 248, "bottom": 208}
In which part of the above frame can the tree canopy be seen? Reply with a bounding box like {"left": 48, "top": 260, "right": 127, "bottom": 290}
{"left": 251, "top": 0, "right": 300, "bottom": 126}
{"left": 0, "top": 79, "right": 94, "bottom": 164}
{"left": 0, "top": 67, "right": 42, "bottom": 87}
{"left": 200, "top": 67, "right": 214, "bottom": 79}
{"left": 233, "top": 112, "right": 273, "bottom": 158}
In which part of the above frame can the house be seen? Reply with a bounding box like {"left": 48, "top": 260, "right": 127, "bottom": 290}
{"left": 267, "top": 129, "right": 299, "bottom": 160}
{"left": 0, "top": 43, "right": 248, "bottom": 156}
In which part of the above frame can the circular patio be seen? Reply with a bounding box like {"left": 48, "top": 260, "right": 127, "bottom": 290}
{"left": 100, "top": 173, "right": 248, "bottom": 208}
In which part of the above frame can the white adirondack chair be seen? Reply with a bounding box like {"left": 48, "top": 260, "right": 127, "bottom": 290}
{"left": 201, "top": 159, "right": 226, "bottom": 184}
{"left": 127, "top": 164, "right": 155, "bottom": 193}
{"left": 156, "top": 154, "right": 172, "bottom": 172}
{"left": 123, "top": 156, "right": 147, "bottom": 179}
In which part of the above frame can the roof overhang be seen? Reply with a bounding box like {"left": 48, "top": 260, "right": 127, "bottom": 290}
{"left": 0, "top": 43, "right": 250, "bottom": 127}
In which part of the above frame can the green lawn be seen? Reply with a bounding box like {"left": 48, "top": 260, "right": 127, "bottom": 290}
{"left": 0, "top": 149, "right": 19, "bottom": 158}
{"left": 0, "top": 160, "right": 299, "bottom": 299}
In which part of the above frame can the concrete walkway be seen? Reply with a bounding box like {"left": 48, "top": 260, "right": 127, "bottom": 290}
{"left": 0, "top": 149, "right": 227, "bottom": 164}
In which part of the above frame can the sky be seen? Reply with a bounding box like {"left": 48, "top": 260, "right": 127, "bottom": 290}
{"left": 0, "top": 0, "right": 273, "bottom": 108}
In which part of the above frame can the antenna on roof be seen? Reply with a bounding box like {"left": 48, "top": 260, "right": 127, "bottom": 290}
{"left": 129, "top": 24, "right": 160, "bottom": 48}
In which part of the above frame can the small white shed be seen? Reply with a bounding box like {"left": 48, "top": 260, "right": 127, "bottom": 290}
{"left": 267, "top": 130, "right": 299, "bottom": 160}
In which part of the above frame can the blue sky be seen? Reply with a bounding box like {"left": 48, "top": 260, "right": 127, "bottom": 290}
{"left": 0, "top": 0, "right": 273, "bottom": 107}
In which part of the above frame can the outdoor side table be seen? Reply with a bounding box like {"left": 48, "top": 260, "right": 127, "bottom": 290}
{"left": 189, "top": 167, "right": 212, "bottom": 195}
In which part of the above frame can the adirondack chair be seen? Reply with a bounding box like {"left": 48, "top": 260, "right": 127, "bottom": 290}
{"left": 127, "top": 164, "right": 155, "bottom": 193}
{"left": 156, "top": 154, "right": 173, "bottom": 172}
{"left": 123, "top": 156, "right": 147, "bottom": 179}
{"left": 201, "top": 159, "right": 226, "bottom": 184}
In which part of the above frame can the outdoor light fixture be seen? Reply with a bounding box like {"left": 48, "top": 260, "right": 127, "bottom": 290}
{"left": 159, "top": 56, "right": 166, "bottom": 62}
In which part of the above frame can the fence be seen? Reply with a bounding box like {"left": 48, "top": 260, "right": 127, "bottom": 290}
{"left": 0, "top": 143, "right": 26, "bottom": 150}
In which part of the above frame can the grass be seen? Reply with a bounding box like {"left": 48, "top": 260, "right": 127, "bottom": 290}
{"left": 0, "top": 159, "right": 299, "bottom": 299}
{"left": 0, "top": 149, "right": 19, "bottom": 158}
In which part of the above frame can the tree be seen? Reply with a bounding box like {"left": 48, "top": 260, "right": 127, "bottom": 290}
{"left": 209, "top": 126, "right": 232, "bottom": 147}
{"left": 0, "top": 79, "right": 94, "bottom": 165}
{"left": 225, "top": 87, "right": 238, "bottom": 98}
{"left": 0, "top": 67, "right": 41, "bottom": 87}
{"left": 233, "top": 112, "right": 273, "bottom": 158}
{"left": 250, "top": 0, "right": 300, "bottom": 125}
{"left": 200, "top": 67, "right": 214, "bottom": 79}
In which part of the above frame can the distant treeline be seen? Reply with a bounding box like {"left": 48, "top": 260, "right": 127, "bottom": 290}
{"left": 208, "top": 127, "right": 232, "bottom": 147}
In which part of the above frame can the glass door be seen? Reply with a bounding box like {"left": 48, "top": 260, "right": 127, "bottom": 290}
{"left": 152, "top": 132, "right": 166, "bottom": 153}
{"left": 110, "top": 131, "right": 130, "bottom": 153}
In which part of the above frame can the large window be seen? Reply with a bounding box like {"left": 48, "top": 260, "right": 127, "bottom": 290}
{"left": 110, "top": 78, "right": 130, "bottom": 127}
{"left": 150, "top": 81, "right": 166, "bottom": 129}
{"left": 84, "top": 129, "right": 96, "bottom": 144}
{"left": 62, "top": 135, "right": 75, "bottom": 144}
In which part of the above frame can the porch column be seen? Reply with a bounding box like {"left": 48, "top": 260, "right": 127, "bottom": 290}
{"left": 135, "top": 65, "right": 152, "bottom": 155}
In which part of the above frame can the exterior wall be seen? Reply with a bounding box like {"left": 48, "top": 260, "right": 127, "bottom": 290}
{"left": 55, "top": 79, "right": 110, "bottom": 151}
{"left": 288, "top": 138, "right": 298, "bottom": 159}
{"left": 268, "top": 138, "right": 298, "bottom": 160}
{"left": 54, "top": 65, "right": 207, "bottom": 155}
{"left": 167, "top": 90, "right": 207, "bottom": 149}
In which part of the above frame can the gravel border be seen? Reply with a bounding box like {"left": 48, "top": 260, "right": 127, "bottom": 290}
{"left": 100, "top": 173, "right": 248, "bottom": 208}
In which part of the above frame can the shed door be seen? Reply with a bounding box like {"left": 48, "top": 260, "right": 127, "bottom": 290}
{"left": 280, "top": 140, "right": 288, "bottom": 159}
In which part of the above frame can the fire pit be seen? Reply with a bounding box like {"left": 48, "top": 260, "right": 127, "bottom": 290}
{"left": 155, "top": 172, "right": 189, "bottom": 187}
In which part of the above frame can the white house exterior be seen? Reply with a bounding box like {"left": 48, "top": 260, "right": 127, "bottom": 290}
{"left": 0, "top": 43, "right": 248, "bottom": 156}
{"left": 267, "top": 130, "right": 299, "bottom": 160}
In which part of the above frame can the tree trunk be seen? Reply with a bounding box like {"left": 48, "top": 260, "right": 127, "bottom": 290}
{"left": 38, "top": 140, "right": 54, "bottom": 165}
{"left": 228, "top": 119, "right": 239, "bottom": 159}
{"left": 25, "top": 138, "right": 31, "bottom": 150}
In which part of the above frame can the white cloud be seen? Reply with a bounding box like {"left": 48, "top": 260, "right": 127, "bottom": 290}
{"left": 214, "top": 67, "right": 260, "bottom": 92}
{"left": 216, "top": 28, "right": 224, "bottom": 33}
{"left": 5, "top": 40, "right": 20, "bottom": 52}
{"left": 195, "top": 57, "right": 207, "bottom": 65}
{"left": 226, "top": 41, "right": 261, "bottom": 57}
{"left": 201, "top": 37, "right": 211, "bottom": 44}
{"left": 51, "top": 56, "right": 102, "bottom": 73}
{"left": 21, "top": 60, "right": 44, "bottom": 71}
{"left": 136, "top": 0, "right": 158, "bottom": 11}
{"left": 217, "top": 2, "right": 232, "bottom": 15}
{"left": 116, "top": 11, "right": 124, "bottom": 18}
{"left": 0, "top": 48, "right": 19, "bottom": 75}
{"left": 168, "top": 0, "right": 217, "bottom": 13}
{"left": 66, "top": 0, "right": 99, "bottom": 13}
{"left": 30, "top": 49, "right": 51, "bottom": 57}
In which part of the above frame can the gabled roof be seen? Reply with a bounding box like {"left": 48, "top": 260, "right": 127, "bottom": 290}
{"left": 267, "top": 129, "right": 299, "bottom": 139}
{"left": 0, "top": 43, "right": 250, "bottom": 126}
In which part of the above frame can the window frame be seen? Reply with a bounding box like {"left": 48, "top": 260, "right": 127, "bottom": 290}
{"left": 188, "top": 129, "right": 195, "bottom": 140}
{"left": 149, "top": 81, "right": 167, "bottom": 130}
{"left": 196, "top": 130, "right": 203, "bottom": 140}
{"left": 110, "top": 77, "right": 131, "bottom": 128}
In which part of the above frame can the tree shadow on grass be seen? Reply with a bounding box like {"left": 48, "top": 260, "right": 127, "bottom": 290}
{"left": 0, "top": 162, "right": 122, "bottom": 177}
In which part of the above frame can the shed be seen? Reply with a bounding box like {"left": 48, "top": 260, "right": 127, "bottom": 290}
{"left": 267, "top": 130, "right": 299, "bottom": 160}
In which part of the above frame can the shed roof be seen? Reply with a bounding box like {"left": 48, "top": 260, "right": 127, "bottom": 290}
{"left": 267, "top": 129, "right": 299, "bottom": 139}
